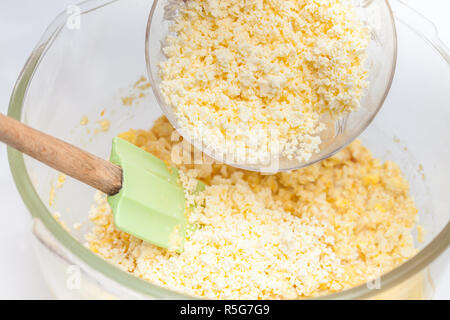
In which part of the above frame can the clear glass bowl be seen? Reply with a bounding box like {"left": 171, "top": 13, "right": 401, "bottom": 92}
{"left": 7, "top": 0, "right": 450, "bottom": 299}
{"left": 146, "top": 0, "right": 397, "bottom": 172}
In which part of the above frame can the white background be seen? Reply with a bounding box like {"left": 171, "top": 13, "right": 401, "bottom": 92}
{"left": 0, "top": 0, "right": 449, "bottom": 299}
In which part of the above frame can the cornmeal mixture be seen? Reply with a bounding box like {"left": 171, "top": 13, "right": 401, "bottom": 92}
{"left": 160, "top": 0, "right": 369, "bottom": 162}
{"left": 87, "top": 117, "right": 418, "bottom": 299}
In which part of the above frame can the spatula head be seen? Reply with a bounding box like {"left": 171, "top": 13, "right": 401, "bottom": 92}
{"left": 107, "top": 137, "right": 187, "bottom": 252}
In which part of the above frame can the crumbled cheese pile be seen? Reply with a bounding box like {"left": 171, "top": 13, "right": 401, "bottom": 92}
{"left": 86, "top": 117, "right": 418, "bottom": 299}
{"left": 159, "top": 0, "right": 369, "bottom": 163}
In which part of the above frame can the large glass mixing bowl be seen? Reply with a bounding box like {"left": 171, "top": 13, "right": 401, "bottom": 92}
{"left": 7, "top": 0, "right": 450, "bottom": 299}
{"left": 146, "top": 0, "right": 397, "bottom": 172}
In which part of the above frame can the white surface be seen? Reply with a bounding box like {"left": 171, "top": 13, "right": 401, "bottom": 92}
{"left": 0, "top": 0, "right": 449, "bottom": 299}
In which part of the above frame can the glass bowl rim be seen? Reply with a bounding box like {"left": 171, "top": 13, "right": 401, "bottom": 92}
{"left": 7, "top": 0, "right": 450, "bottom": 299}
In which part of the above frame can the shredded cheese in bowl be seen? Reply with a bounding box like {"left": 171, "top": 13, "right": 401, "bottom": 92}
{"left": 86, "top": 117, "right": 418, "bottom": 300}
{"left": 159, "top": 0, "right": 370, "bottom": 165}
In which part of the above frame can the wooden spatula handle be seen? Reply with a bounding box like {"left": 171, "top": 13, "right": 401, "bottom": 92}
{"left": 0, "top": 113, "right": 122, "bottom": 195}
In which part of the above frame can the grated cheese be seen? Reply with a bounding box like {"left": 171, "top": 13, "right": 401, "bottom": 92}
{"left": 86, "top": 117, "right": 418, "bottom": 299}
{"left": 159, "top": 0, "right": 369, "bottom": 163}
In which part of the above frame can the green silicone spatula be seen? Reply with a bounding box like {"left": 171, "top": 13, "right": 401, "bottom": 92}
{"left": 0, "top": 113, "right": 199, "bottom": 252}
